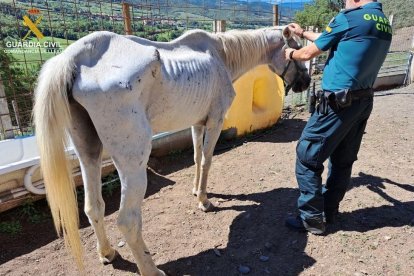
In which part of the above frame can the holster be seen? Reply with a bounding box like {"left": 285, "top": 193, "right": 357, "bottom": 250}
{"left": 335, "top": 89, "right": 352, "bottom": 108}
{"left": 315, "top": 89, "right": 355, "bottom": 115}
{"left": 317, "top": 91, "right": 335, "bottom": 115}
{"left": 313, "top": 88, "right": 372, "bottom": 115}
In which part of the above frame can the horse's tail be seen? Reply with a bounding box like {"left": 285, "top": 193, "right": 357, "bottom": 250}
{"left": 33, "top": 54, "right": 83, "bottom": 269}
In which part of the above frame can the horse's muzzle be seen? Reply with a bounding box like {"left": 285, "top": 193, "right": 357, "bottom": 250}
{"left": 292, "top": 74, "right": 311, "bottom": 93}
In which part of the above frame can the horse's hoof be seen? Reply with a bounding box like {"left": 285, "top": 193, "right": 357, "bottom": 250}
{"left": 192, "top": 187, "right": 198, "bottom": 196}
{"left": 198, "top": 200, "right": 214, "bottom": 212}
{"left": 99, "top": 249, "right": 119, "bottom": 265}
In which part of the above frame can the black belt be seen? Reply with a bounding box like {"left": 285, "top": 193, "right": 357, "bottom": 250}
{"left": 344, "top": 88, "right": 374, "bottom": 100}
{"left": 324, "top": 88, "right": 373, "bottom": 108}
{"left": 310, "top": 88, "right": 374, "bottom": 114}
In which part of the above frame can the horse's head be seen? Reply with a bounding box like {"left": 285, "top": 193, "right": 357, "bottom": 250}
{"left": 266, "top": 27, "right": 311, "bottom": 93}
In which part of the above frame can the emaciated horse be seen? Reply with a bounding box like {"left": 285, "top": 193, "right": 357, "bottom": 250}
{"left": 33, "top": 26, "right": 310, "bottom": 275}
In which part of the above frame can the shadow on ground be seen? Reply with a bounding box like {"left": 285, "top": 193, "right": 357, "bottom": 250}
{"left": 0, "top": 168, "right": 175, "bottom": 265}
{"left": 325, "top": 171, "right": 414, "bottom": 234}
{"left": 153, "top": 175, "right": 414, "bottom": 276}
{"left": 149, "top": 117, "right": 307, "bottom": 176}
{"left": 160, "top": 188, "right": 314, "bottom": 276}
{"left": 1, "top": 115, "right": 413, "bottom": 273}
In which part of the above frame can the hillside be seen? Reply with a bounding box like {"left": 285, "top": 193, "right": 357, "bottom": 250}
{"left": 1, "top": 0, "right": 411, "bottom": 43}
{"left": 390, "top": 26, "right": 414, "bottom": 52}
{"left": 159, "top": 0, "right": 308, "bottom": 26}
{"left": 0, "top": 0, "right": 310, "bottom": 44}
{"left": 380, "top": 0, "right": 414, "bottom": 28}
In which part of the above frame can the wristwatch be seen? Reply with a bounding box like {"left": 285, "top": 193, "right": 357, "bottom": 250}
{"left": 289, "top": 50, "right": 295, "bottom": 60}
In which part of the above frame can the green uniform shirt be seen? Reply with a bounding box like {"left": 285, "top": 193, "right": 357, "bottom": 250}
{"left": 315, "top": 2, "right": 392, "bottom": 92}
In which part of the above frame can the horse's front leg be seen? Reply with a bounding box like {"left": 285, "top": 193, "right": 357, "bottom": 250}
{"left": 191, "top": 125, "right": 205, "bottom": 196}
{"left": 197, "top": 111, "right": 229, "bottom": 212}
{"left": 196, "top": 79, "right": 235, "bottom": 212}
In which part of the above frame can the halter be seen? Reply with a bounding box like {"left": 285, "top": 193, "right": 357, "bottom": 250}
{"left": 280, "top": 59, "right": 306, "bottom": 95}
{"left": 280, "top": 37, "right": 308, "bottom": 95}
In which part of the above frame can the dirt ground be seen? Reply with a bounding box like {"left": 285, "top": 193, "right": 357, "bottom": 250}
{"left": 1, "top": 84, "right": 413, "bottom": 276}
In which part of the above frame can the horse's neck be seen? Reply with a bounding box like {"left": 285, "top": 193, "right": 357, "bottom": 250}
{"left": 215, "top": 29, "right": 273, "bottom": 81}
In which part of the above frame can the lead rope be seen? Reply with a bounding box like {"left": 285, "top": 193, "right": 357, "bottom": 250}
{"left": 280, "top": 35, "right": 308, "bottom": 95}
{"left": 281, "top": 60, "right": 293, "bottom": 95}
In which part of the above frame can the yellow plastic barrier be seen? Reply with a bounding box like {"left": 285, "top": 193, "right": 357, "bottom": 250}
{"left": 223, "top": 65, "right": 285, "bottom": 137}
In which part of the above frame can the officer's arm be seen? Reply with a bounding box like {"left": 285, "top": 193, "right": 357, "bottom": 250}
{"left": 286, "top": 44, "right": 323, "bottom": 61}
{"left": 302, "top": 31, "right": 321, "bottom": 42}
{"left": 286, "top": 13, "right": 348, "bottom": 62}
{"left": 287, "top": 23, "right": 321, "bottom": 42}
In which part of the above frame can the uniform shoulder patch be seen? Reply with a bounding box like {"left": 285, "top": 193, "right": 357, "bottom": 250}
{"left": 325, "top": 16, "right": 336, "bottom": 32}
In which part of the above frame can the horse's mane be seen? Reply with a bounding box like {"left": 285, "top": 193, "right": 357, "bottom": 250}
{"left": 214, "top": 29, "right": 272, "bottom": 76}
{"left": 171, "top": 28, "right": 278, "bottom": 77}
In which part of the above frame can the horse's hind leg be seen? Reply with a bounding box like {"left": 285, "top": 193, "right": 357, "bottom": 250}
{"left": 92, "top": 109, "right": 164, "bottom": 276}
{"left": 116, "top": 161, "right": 164, "bottom": 276}
{"left": 69, "top": 101, "right": 117, "bottom": 264}
{"left": 191, "top": 125, "right": 205, "bottom": 196}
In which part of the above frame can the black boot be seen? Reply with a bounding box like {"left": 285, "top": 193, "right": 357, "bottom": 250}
{"left": 285, "top": 216, "right": 326, "bottom": 235}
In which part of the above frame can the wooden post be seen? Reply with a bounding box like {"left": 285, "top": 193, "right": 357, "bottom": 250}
{"left": 11, "top": 100, "right": 21, "bottom": 132}
{"left": 213, "top": 20, "right": 226, "bottom": 33}
{"left": 409, "top": 52, "right": 414, "bottom": 84}
{"left": 304, "top": 26, "right": 316, "bottom": 76}
{"left": 0, "top": 78, "right": 14, "bottom": 139}
{"left": 273, "top": 5, "right": 279, "bottom": 26}
{"left": 389, "top": 14, "right": 394, "bottom": 28}
{"left": 122, "top": 3, "right": 132, "bottom": 35}
{"left": 411, "top": 34, "right": 414, "bottom": 50}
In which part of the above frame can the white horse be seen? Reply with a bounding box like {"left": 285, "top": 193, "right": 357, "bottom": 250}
{"left": 33, "top": 27, "right": 310, "bottom": 275}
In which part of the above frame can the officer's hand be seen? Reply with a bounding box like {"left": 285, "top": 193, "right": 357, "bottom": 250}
{"left": 285, "top": 48, "right": 295, "bottom": 61}
{"left": 288, "top": 23, "right": 304, "bottom": 38}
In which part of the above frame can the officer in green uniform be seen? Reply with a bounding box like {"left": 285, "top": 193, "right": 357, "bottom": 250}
{"left": 284, "top": 0, "right": 392, "bottom": 234}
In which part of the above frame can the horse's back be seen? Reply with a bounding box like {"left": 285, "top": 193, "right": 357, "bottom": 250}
{"left": 125, "top": 29, "right": 216, "bottom": 51}
{"left": 68, "top": 31, "right": 231, "bottom": 134}
{"left": 70, "top": 31, "right": 161, "bottom": 106}
{"left": 125, "top": 31, "right": 230, "bottom": 132}
{"left": 146, "top": 49, "right": 223, "bottom": 131}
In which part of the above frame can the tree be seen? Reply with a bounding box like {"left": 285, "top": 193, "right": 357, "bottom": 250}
{"left": 294, "top": 0, "right": 337, "bottom": 30}
{"left": 381, "top": 0, "right": 414, "bottom": 28}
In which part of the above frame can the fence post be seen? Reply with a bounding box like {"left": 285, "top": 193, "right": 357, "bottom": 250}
{"left": 11, "top": 100, "right": 21, "bottom": 132}
{"left": 213, "top": 20, "right": 226, "bottom": 33}
{"left": 0, "top": 78, "right": 15, "bottom": 139}
{"left": 122, "top": 3, "right": 133, "bottom": 35}
{"left": 389, "top": 14, "right": 394, "bottom": 27}
{"left": 411, "top": 34, "right": 414, "bottom": 50}
{"left": 304, "top": 26, "right": 317, "bottom": 76}
{"left": 410, "top": 52, "right": 414, "bottom": 84}
{"left": 273, "top": 5, "right": 279, "bottom": 26}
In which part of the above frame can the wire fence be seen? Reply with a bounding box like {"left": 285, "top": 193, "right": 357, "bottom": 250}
{"left": 285, "top": 23, "right": 414, "bottom": 108}
{"left": 0, "top": 0, "right": 413, "bottom": 140}
{"left": 284, "top": 50, "right": 414, "bottom": 109}
{"left": 1, "top": 0, "right": 308, "bottom": 140}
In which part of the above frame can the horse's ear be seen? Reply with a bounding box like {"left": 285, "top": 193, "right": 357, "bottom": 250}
{"left": 282, "top": 26, "right": 292, "bottom": 40}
